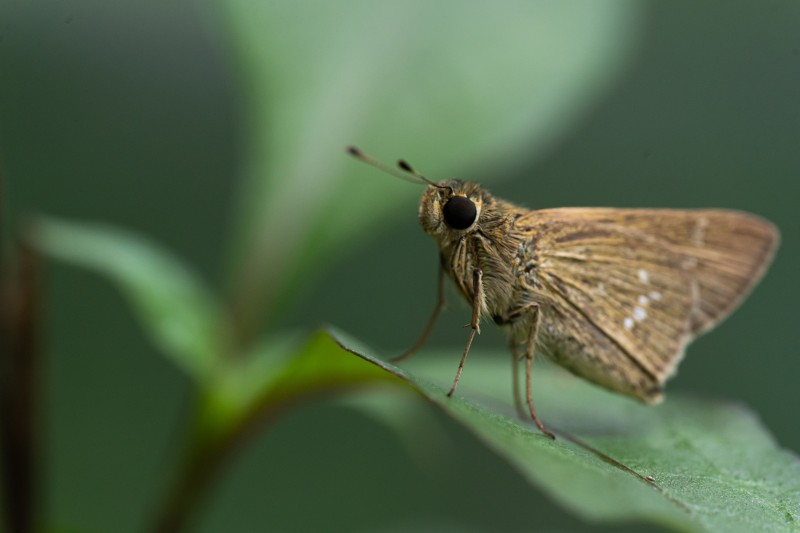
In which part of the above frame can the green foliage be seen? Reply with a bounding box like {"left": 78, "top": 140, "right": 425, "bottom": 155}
{"left": 332, "top": 329, "right": 800, "bottom": 532}
{"left": 28, "top": 213, "right": 800, "bottom": 530}
{"left": 33, "top": 217, "right": 229, "bottom": 382}
{"left": 14, "top": 1, "right": 798, "bottom": 532}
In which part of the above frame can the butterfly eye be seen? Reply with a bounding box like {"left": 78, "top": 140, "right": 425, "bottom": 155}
{"left": 442, "top": 196, "right": 477, "bottom": 230}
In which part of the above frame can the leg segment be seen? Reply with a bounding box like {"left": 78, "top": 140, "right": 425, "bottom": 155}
{"left": 523, "top": 304, "right": 555, "bottom": 439}
{"left": 446, "top": 268, "right": 483, "bottom": 397}
{"left": 393, "top": 260, "right": 446, "bottom": 362}
{"left": 510, "top": 343, "right": 526, "bottom": 419}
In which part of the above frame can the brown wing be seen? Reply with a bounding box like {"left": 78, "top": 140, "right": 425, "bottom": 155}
{"left": 514, "top": 208, "right": 778, "bottom": 402}
{"left": 536, "top": 208, "right": 780, "bottom": 334}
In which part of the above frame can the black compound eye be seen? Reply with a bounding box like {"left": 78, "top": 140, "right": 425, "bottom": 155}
{"left": 442, "top": 196, "right": 477, "bottom": 230}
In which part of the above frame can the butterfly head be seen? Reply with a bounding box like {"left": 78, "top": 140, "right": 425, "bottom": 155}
{"left": 419, "top": 180, "right": 486, "bottom": 241}
{"left": 345, "top": 146, "right": 489, "bottom": 241}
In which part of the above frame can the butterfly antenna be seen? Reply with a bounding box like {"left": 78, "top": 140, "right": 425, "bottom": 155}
{"left": 346, "top": 146, "right": 438, "bottom": 187}
{"left": 396, "top": 158, "right": 439, "bottom": 187}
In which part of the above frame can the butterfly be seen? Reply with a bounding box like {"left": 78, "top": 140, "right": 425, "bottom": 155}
{"left": 349, "top": 146, "right": 779, "bottom": 439}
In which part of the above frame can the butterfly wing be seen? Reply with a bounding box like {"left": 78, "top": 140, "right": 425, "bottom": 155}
{"left": 514, "top": 208, "right": 778, "bottom": 402}
{"left": 542, "top": 208, "right": 780, "bottom": 334}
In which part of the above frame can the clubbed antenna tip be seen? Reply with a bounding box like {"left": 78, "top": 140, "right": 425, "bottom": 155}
{"left": 345, "top": 145, "right": 442, "bottom": 189}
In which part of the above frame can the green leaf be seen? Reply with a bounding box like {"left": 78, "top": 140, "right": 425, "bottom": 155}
{"left": 216, "top": 0, "right": 646, "bottom": 331}
{"left": 195, "top": 329, "right": 411, "bottom": 441}
{"left": 31, "top": 217, "right": 230, "bottom": 382}
{"left": 153, "top": 329, "right": 418, "bottom": 532}
{"left": 328, "top": 328, "right": 800, "bottom": 532}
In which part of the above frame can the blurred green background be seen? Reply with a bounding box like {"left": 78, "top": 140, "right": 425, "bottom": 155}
{"left": 1, "top": 1, "right": 798, "bottom": 532}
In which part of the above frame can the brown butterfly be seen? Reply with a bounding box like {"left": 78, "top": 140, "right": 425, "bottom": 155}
{"left": 348, "top": 146, "right": 779, "bottom": 439}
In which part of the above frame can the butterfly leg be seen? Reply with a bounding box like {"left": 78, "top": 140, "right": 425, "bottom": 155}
{"left": 447, "top": 268, "right": 483, "bottom": 397}
{"left": 510, "top": 344, "right": 527, "bottom": 419}
{"left": 523, "top": 304, "right": 555, "bottom": 439}
{"left": 393, "top": 259, "right": 446, "bottom": 362}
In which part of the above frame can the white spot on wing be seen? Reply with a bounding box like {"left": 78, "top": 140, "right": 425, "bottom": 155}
{"left": 649, "top": 291, "right": 662, "bottom": 301}
{"left": 638, "top": 269, "right": 649, "bottom": 283}
{"left": 692, "top": 217, "right": 709, "bottom": 246}
{"left": 633, "top": 306, "right": 647, "bottom": 321}
{"left": 624, "top": 317, "right": 634, "bottom": 330}
{"left": 638, "top": 295, "right": 650, "bottom": 306}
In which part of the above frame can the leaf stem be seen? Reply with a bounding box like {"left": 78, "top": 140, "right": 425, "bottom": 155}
{"left": 151, "top": 418, "right": 223, "bottom": 533}
{"left": 151, "top": 366, "right": 389, "bottom": 532}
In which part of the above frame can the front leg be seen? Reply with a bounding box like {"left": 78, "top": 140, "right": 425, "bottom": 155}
{"left": 446, "top": 268, "right": 483, "bottom": 397}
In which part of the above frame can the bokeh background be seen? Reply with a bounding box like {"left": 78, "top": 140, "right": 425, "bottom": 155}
{"left": 1, "top": 1, "right": 798, "bottom": 532}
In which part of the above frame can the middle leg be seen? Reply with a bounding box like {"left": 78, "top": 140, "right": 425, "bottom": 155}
{"left": 521, "top": 303, "right": 555, "bottom": 439}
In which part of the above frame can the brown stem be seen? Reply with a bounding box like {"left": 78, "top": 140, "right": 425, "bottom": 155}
{"left": 0, "top": 241, "right": 40, "bottom": 533}
{"left": 151, "top": 377, "right": 374, "bottom": 533}
{"left": 151, "top": 399, "right": 297, "bottom": 532}
{"left": 152, "top": 416, "right": 225, "bottom": 533}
